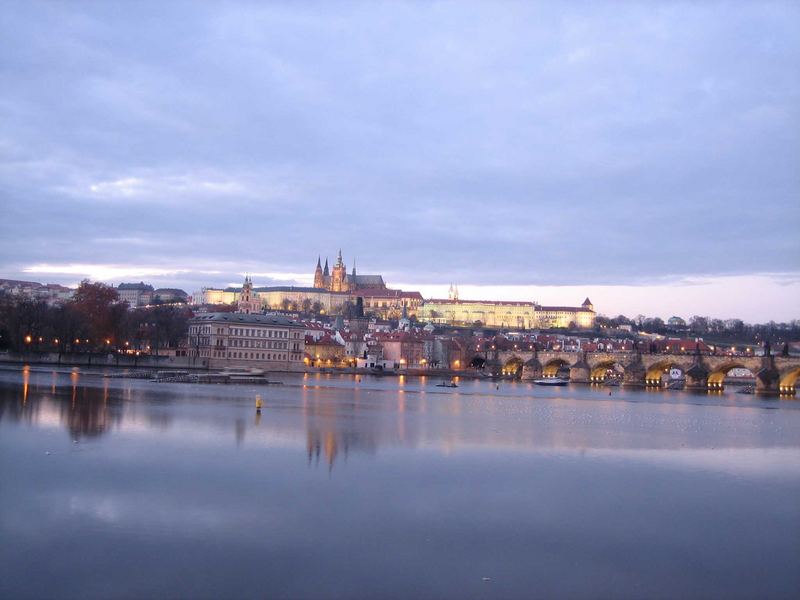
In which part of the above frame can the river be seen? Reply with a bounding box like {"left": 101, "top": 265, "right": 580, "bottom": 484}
{"left": 1, "top": 366, "right": 798, "bottom": 599}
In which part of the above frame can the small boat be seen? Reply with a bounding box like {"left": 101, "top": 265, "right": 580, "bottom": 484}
{"left": 533, "top": 378, "right": 569, "bottom": 386}
{"left": 737, "top": 385, "right": 755, "bottom": 395}
{"left": 436, "top": 381, "right": 459, "bottom": 388}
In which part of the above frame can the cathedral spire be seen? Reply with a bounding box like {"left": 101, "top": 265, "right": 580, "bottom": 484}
{"left": 314, "top": 256, "right": 324, "bottom": 288}
{"left": 323, "top": 258, "right": 329, "bottom": 277}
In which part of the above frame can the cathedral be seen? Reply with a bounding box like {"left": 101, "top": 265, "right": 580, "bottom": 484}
{"left": 313, "top": 250, "right": 386, "bottom": 293}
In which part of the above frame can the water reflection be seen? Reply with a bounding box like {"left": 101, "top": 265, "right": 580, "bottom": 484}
{"left": 2, "top": 367, "right": 800, "bottom": 457}
{"left": 1, "top": 367, "right": 799, "bottom": 599}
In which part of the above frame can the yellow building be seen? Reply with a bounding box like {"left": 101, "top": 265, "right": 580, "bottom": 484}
{"left": 196, "top": 287, "right": 239, "bottom": 305}
{"left": 255, "top": 287, "right": 349, "bottom": 314}
{"left": 418, "top": 297, "right": 595, "bottom": 330}
{"left": 418, "top": 299, "right": 538, "bottom": 329}
{"left": 536, "top": 298, "right": 595, "bottom": 329}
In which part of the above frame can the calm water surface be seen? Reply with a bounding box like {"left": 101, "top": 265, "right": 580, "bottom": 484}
{"left": 1, "top": 366, "right": 799, "bottom": 599}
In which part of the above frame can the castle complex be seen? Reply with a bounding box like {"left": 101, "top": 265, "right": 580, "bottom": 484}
{"left": 194, "top": 252, "right": 596, "bottom": 329}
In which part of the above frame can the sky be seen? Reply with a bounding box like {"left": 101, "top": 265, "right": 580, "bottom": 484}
{"left": 0, "top": 1, "right": 798, "bottom": 322}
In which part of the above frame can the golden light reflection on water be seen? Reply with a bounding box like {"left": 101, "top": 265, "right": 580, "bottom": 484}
{"left": 3, "top": 370, "right": 800, "bottom": 473}
{"left": 22, "top": 366, "right": 29, "bottom": 405}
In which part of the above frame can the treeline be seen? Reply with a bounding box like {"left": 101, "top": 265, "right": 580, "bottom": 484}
{"left": 595, "top": 314, "right": 800, "bottom": 344}
{"left": 0, "top": 281, "right": 192, "bottom": 354}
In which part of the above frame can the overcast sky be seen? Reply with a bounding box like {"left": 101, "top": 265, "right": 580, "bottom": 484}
{"left": 1, "top": 1, "right": 798, "bottom": 321}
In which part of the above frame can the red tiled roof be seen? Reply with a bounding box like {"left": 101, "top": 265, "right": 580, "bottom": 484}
{"left": 305, "top": 333, "right": 343, "bottom": 347}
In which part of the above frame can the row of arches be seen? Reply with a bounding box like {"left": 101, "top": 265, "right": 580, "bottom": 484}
{"left": 477, "top": 354, "right": 800, "bottom": 395}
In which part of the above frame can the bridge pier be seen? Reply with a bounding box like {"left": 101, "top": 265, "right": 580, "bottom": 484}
{"left": 751, "top": 356, "right": 779, "bottom": 395}
{"left": 521, "top": 358, "right": 542, "bottom": 381}
{"left": 622, "top": 355, "right": 646, "bottom": 387}
{"left": 685, "top": 361, "right": 710, "bottom": 391}
{"left": 569, "top": 354, "right": 590, "bottom": 384}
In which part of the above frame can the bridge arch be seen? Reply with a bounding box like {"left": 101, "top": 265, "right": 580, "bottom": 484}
{"left": 502, "top": 356, "right": 524, "bottom": 377}
{"left": 543, "top": 358, "right": 570, "bottom": 378}
{"left": 707, "top": 362, "right": 750, "bottom": 391}
{"left": 469, "top": 355, "right": 486, "bottom": 369}
{"left": 645, "top": 360, "right": 686, "bottom": 387}
{"left": 779, "top": 367, "right": 800, "bottom": 396}
{"left": 589, "top": 360, "right": 623, "bottom": 383}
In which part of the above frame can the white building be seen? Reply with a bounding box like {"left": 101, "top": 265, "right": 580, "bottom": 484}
{"left": 117, "top": 282, "right": 154, "bottom": 307}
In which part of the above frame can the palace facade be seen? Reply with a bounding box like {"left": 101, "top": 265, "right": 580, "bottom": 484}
{"left": 417, "top": 294, "right": 595, "bottom": 329}
{"left": 188, "top": 312, "right": 306, "bottom": 370}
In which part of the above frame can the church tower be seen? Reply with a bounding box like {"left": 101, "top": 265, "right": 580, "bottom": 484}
{"left": 313, "top": 257, "right": 324, "bottom": 289}
{"left": 331, "top": 249, "right": 349, "bottom": 292}
{"left": 238, "top": 275, "right": 258, "bottom": 314}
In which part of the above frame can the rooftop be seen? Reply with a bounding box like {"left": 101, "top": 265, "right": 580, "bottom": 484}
{"left": 426, "top": 298, "right": 536, "bottom": 307}
{"left": 190, "top": 312, "right": 302, "bottom": 327}
{"left": 118, "top": 282, "right": 155, "bottom": 291}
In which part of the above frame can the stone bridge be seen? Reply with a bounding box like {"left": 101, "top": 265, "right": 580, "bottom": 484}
{"left": 479, "top": 350, "right": 800, "bottom": 395}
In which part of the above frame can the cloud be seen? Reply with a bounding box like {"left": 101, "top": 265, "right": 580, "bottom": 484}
{"left": 0, "top": 1, "right": 798, "bottom": 319}
{"left": 84, "top": 174, "right": 248, "bottom": 200}
{"left": 22, "top": 263, "right": 192, "bottom": 282}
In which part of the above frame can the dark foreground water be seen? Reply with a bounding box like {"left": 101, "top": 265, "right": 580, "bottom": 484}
{"left": 1, "top": 366, "right": 799, "bottom": 599}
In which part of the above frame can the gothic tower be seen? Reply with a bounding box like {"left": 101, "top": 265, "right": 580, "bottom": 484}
{"left": 313, "top": 256, "right": 324, "bottom": 289}
{"left": 331, "top": 249, "right": 349, "bottom": 292}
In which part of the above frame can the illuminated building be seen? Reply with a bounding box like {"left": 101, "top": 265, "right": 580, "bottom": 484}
{"left": 313, "top": 250, "right": 386, "bottom": 292}
{"left": 352, "top": 289, "right": 423, "bottom": 319}
{"left": 418, "top": 297, "right": 596, "bottom": 329}
{"left": 418, "top": 299, "right": 538, "bottom": 329}
{"left": 188, "top": 312, "right": 305, "bottom": 370}
{"left": 236, "top": 275, "right": 260, "bottom": 314}
{"left": 535, "top": 299, "right": 596, "bottom": 329}
{"left": 195, "top": 287, "right": 239, "bottom": 305}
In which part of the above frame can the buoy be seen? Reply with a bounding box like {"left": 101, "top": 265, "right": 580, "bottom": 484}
{"left": 255, "top": 395, "right": 263, "bottom": 412}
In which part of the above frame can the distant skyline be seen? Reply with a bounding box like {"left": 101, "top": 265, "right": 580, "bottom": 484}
{"left": 1, "top": 2, "right": 798, "bottom": 322}
{"left": 9, "top": 263, "right": 798, "bottom": 323}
